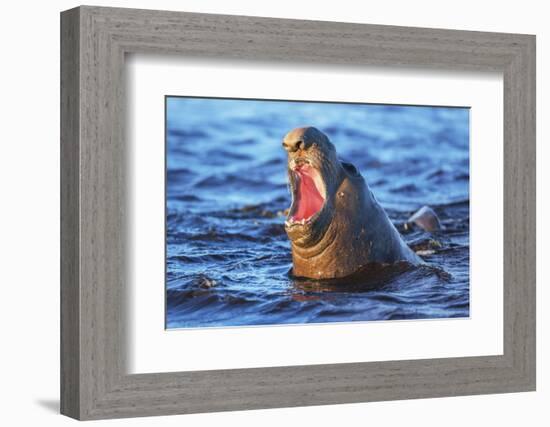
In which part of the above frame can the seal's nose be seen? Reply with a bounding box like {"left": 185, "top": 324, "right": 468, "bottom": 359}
{"left": 282, "top": 138, "right": 306, "bottom": 153}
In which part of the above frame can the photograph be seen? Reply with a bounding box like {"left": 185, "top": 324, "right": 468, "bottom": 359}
{"left": 165, "top": 96, "right": 470, "bottom": 328}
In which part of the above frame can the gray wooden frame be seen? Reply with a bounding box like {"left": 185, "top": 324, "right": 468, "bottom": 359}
{"left": 60, "top": 5, "right": 536, "bottom": 420}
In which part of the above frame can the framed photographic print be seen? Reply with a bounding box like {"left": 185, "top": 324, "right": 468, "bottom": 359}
{"left": 61, "top": 5, "right": 536, "bottom": 420}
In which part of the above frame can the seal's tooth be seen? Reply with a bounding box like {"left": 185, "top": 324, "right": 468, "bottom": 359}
{"left": 313, "top": 169, "right": 326, "bottom": 199}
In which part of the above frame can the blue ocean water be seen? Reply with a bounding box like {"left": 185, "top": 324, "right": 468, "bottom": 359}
{"left": 165, "top": 97, "right": 470, "bottom": 328}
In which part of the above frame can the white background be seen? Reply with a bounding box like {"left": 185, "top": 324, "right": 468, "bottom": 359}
{"left": 129, "top": 57, "right": 503, "bottom": 373}
{"left": 0, "top": 0, "right": 546, "bottom": 426}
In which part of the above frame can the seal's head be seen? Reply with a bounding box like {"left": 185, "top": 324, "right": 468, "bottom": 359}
{"left": 283, "top": 127, "right": 344, "bottom": 248}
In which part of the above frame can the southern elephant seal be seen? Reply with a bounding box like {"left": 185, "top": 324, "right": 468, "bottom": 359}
{"left": 282, "top": 126, "right": 423, "bottom": 280}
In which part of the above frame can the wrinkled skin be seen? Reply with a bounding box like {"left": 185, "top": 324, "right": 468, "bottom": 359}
{"left": 283, "top": 126, "right": 422, "bottom": 280}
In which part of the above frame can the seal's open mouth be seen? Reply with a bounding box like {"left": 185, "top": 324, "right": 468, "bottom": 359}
{"left": 287, "top": 162, "right": 326, "bottom": 225}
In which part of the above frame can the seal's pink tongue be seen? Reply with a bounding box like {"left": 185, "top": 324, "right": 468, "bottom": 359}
{"left": 292, "top": 166, "right": 324, "bottom": 221}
